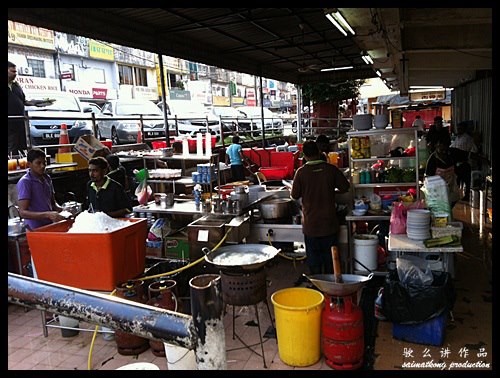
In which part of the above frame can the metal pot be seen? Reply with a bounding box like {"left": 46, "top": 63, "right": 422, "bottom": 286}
{"left": 8, "top": 217, "right": 26, "bottom": 236}
{"left": 8, "top": 205, "right": 26, "bottom": 236}
{"left": 62, "top": 201, "right": 82, "bottom": 216}
{"left": 259, "top": 198, "right": 292, "bottom": 219}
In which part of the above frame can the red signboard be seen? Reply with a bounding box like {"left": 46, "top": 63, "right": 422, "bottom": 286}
{"left": 92, "top": 88, "right": 107, "bottom": 99}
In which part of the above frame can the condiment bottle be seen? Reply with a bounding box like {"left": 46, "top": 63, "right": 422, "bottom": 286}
{"left": 352, "top": 169, "right": 360, "bottom": 184}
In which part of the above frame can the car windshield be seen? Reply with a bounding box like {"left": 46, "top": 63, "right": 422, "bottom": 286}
{"left": 115, "top": 100, "right": 163, "bottom": 116}
{"left": 213, "top": 107, "right": 241, "bottom": 117}
{"left": 237, "top": 107, "right": 274, "bottom": 118}
{"left": 26, "top": 93, "right": 82, "bottom": 112}
{"left": 168, "top": 100, "right": 208, "bottom": 116}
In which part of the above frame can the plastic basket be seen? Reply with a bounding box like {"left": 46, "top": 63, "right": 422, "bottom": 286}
{"left": 431, "top": 221, "right": 463, "bottom": 238}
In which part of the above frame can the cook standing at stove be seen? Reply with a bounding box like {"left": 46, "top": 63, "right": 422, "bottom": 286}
{"left": 291, "top": 141, "right": 350, "bottom": 275}
{"left": 86, "top": 156, "right": 131, "bottom": 218}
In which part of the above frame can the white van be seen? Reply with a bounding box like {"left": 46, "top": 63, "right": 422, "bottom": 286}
{"left": 159, "top": 99, "right": 221, "bottom": 140}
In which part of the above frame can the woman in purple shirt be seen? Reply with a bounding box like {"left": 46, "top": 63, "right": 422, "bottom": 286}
{"left": 16, "top": 148, "right": 65, "bottom": 230}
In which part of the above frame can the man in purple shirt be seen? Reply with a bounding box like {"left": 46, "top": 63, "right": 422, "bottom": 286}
{"left": 16, "top": 148, "right": 65, "bottom": 230}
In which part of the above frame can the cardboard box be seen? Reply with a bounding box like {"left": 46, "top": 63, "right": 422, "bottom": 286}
{"left": 74, "top": 135, "right": 110, "bottom": 160}
{"left": 146, "top": 240, "right": 163, "bottom": 258}
{"left": 164, "top": 233, "right": 190, "bottom": 260}
{"left": 55, "top": 152, "right": 89, "bottom": 171}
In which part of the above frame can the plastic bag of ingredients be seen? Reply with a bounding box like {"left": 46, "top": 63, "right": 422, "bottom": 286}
{"left": 421, "top": 176, "right": 451, "bottom": 218}
{"left": 389, "top": 201, "right": 407, "bottom": 234}
{"left": 396, "top": 255, "right": 433, "bottom": 286}
{"left": 135, "top": 180, "right": 152, "bottom": 205}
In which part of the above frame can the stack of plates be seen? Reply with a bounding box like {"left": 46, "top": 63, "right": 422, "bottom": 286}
{"left": 406, "top": 209, "right": 431, "bottom": 240}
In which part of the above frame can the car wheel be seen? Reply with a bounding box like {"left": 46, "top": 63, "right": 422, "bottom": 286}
{"left": 111, "top": 128, "right": 120, "bottom": 145}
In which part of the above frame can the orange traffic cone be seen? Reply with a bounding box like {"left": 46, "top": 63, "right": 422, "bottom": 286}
{"left": 58, "top": 123, "right": 71, "bottom": 154}
{"left": 137, "top": 124, "right": 143, "bottom": 143}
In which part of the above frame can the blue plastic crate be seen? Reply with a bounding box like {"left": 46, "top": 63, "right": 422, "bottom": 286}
{"left": 392, "top": 312, "right": 447, "bottom": 346}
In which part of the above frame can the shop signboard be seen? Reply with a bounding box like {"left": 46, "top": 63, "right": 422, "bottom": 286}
{"left": 8, "top": 21, "right": 55, "bottom": 50}
{"left": 213, "top": 96, "right": 230, "bottom": 106}
{"left": 170, "top": 89, "right": 191, "bottom": 100}
{"left": 88, "top": 40, "right": 114, "bottom": 61}
{"left": 16, "top": 76, "right": 60, "bottom": 93}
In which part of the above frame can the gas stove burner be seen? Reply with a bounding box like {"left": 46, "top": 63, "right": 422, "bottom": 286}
{"left": 263, "top": 216, "right": 293, "bottom": 224}
{"left": 221, "top": 268, "right": 267, "bottom": 306}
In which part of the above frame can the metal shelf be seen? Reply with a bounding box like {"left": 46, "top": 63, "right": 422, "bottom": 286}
{"left": 351, "top": 156, "right": 416, "bottom": 163}
{"left": 354, "top": 183, "right": 416, "bottom": 188}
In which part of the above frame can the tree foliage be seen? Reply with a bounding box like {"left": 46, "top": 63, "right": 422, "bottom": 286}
{"left": 301, "top": 80, "right": 364, "bottom": 104}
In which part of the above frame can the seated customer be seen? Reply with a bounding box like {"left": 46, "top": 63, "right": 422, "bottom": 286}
{"left": 86, "top": 156, "right": 131, "bottom": 218}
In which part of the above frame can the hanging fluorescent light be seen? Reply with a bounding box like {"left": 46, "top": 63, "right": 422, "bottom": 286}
{"left": 376, "top": 70, "right": 382, "bottom": 77}
{"left": 362, "top": 53, "right": 373, "bottom": 65}
{"left": 409, "top": 85, "right": 444, "bottom": 89}
{"left": 325, "top": 9, "right": 355, "bottom": 36}
{"left": 320, "top": 66, "right": 353, "bottom": 72}
{"left": 325, "top": 13, "right": 347, "bottom": 36}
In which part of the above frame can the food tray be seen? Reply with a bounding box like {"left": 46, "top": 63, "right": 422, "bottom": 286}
{"left": 431, "top": 221, "right": 463, "bottom": 238}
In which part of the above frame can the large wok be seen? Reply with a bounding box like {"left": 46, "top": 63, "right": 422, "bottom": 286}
{"left": 304, "top": 273, "right": 374, "bottom": 297}
{"left": 204, "top": 244, "right": 280, "bottom": 271}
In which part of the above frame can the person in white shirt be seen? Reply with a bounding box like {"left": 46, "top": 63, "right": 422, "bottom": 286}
{"left": 450, "top": 121, "right": 478, "bottom": 201}
{"left": 412, "top": 115, "right": 426, "bottom": 131}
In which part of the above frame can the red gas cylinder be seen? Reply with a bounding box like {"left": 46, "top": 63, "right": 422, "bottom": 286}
{"left": 114, "top": 280, "right": 150, "bottom": 356}
{"left": 147, "top": 279, "right": 178, "bottom": 357}
{"left": 322, "top": 295, "right": 364, "bottom": 370}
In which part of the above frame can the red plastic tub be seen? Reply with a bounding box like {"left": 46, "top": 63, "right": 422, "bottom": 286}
{"left": 259, "top": 166, "right": 288, "bottom": 180}
{"left": 27, "top": 218, "right": 147, "bottom": 291}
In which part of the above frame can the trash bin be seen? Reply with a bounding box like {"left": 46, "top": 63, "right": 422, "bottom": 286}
{"left": 271, "top": 287, "right": 324, "bottom": 367}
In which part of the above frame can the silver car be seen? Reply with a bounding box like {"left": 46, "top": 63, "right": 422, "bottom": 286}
{"left": 236, "top": 106, "right": 283, "bottom": 135}
{"left": 97, "top": 99, "right": 166, "bottom": 145}
{"left": 25, "top": 91, "right": 94, "bottom": 147}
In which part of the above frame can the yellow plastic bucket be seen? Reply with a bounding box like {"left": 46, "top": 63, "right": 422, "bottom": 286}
{"left": 271, "top": 287, "right": 324, "bottom": 367}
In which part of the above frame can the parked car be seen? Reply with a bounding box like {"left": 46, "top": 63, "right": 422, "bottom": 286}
{"left": 80, "top": 101, "right": 102, "bottom": 114}
{"left": 209, "top": 106, "right": 244, "bottom": 133}
{"left": 236, "top": 106, "right": 283, "bottom": 135}
{"left": 25, "top": 91, "right": 94, "bottom": 147}
{"left": 96, "top": 99, "right": 167, "bottom": 144}
{"left": 158, "top": 99, "right": 221, "bottom": 141}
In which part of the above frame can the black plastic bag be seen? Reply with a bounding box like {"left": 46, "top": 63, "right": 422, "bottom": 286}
{"left": 382, "top": 269, "right": 455, "bottom": 324}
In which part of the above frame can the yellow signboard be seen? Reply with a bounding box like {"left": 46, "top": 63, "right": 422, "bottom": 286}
{"left": 155, "top": 64, "right": 169, "bottom": 97}
{"left": 8, "top": 21, "right": 54, "bottom": 50}
{"left": 213, "top": 96, "right": 230, "bottom": 106}
{"left": 88, "top": 40, "right": 114, "bottom": 61}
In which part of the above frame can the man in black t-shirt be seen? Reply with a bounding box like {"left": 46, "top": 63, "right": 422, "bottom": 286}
{"left": 86, "top": 157, "right": 131, "bottom": 218}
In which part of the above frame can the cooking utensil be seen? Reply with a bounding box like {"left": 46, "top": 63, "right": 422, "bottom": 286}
{"left": 259, "top": 198, "right": 292, "bottom": 219}
{"left": 204, "top": 244, "right": 280, "bottom": 271}
{"left": 303, "top": 273, "right": 374, "bottom": 297}
{"left": 8, "top": 205, "right": 26, "bottom": 236}
{"left": 331, "top": 246, "right": 343, "bottom": 283}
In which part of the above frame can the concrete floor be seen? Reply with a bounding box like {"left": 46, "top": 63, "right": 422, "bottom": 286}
{"left": 7, "top": 200, "right": 492, "bottom": 371}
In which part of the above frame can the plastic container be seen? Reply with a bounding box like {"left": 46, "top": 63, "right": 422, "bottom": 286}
{"left": 353, "top": 234, "right": 378, "bottom": 271}
{"left": 164, "top": 343, "right": 197, "bottom": 370}
{"left": 259, "top": 166, "right": 288, "bottom": 180}
{"left": 353, "top": 114, "right": 373, "bottom": 130}
{"left": 27, "top": 218, "right": 147, "bottom": 291}
{"left": 271, "top": 287, "right": 324, "bottom": 367}
{"left": 392, "top": 312, "right": 447, "bottom": 346}
{"left": 151, "top": 141, "right": 167, "bottom": 149}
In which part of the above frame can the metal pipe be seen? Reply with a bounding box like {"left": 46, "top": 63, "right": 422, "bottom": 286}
{"left": 8, "top": 273, "right": 194, "bottom": 349}
{"left": 189, "top": 274, "right": 226, "bottom": 370}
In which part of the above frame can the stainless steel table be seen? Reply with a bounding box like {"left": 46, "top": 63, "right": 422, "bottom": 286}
{"left": 388, "top": 233, "right": 463, "bottom": 278}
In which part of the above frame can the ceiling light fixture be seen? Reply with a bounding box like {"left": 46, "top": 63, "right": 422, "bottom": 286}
{"left": 325, "top": 9, "right": 355, "bottom": 36}
{"left": 320, "top": 66, "right": 353, "bottom": 72}
{"left": 376, "top": 70, "right": 382, "bottom": 77}
{"left": 409, "top": 85, "right": 444, "bottom": 89}
{"left": 361, "top": 52, "right": 373, "bottom": 65}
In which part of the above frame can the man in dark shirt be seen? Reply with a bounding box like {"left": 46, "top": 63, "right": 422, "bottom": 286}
{"left": 86, "top": 156, "right": 131, "bottom": 218}
{"left": 8, "top": 61, "right": 52, "bottom": 154}
{"left": 426, "top": 116, "right": 451, "bottom": 153}
{"left": 291, "top": 141, "right": 350, "bottom": 275}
